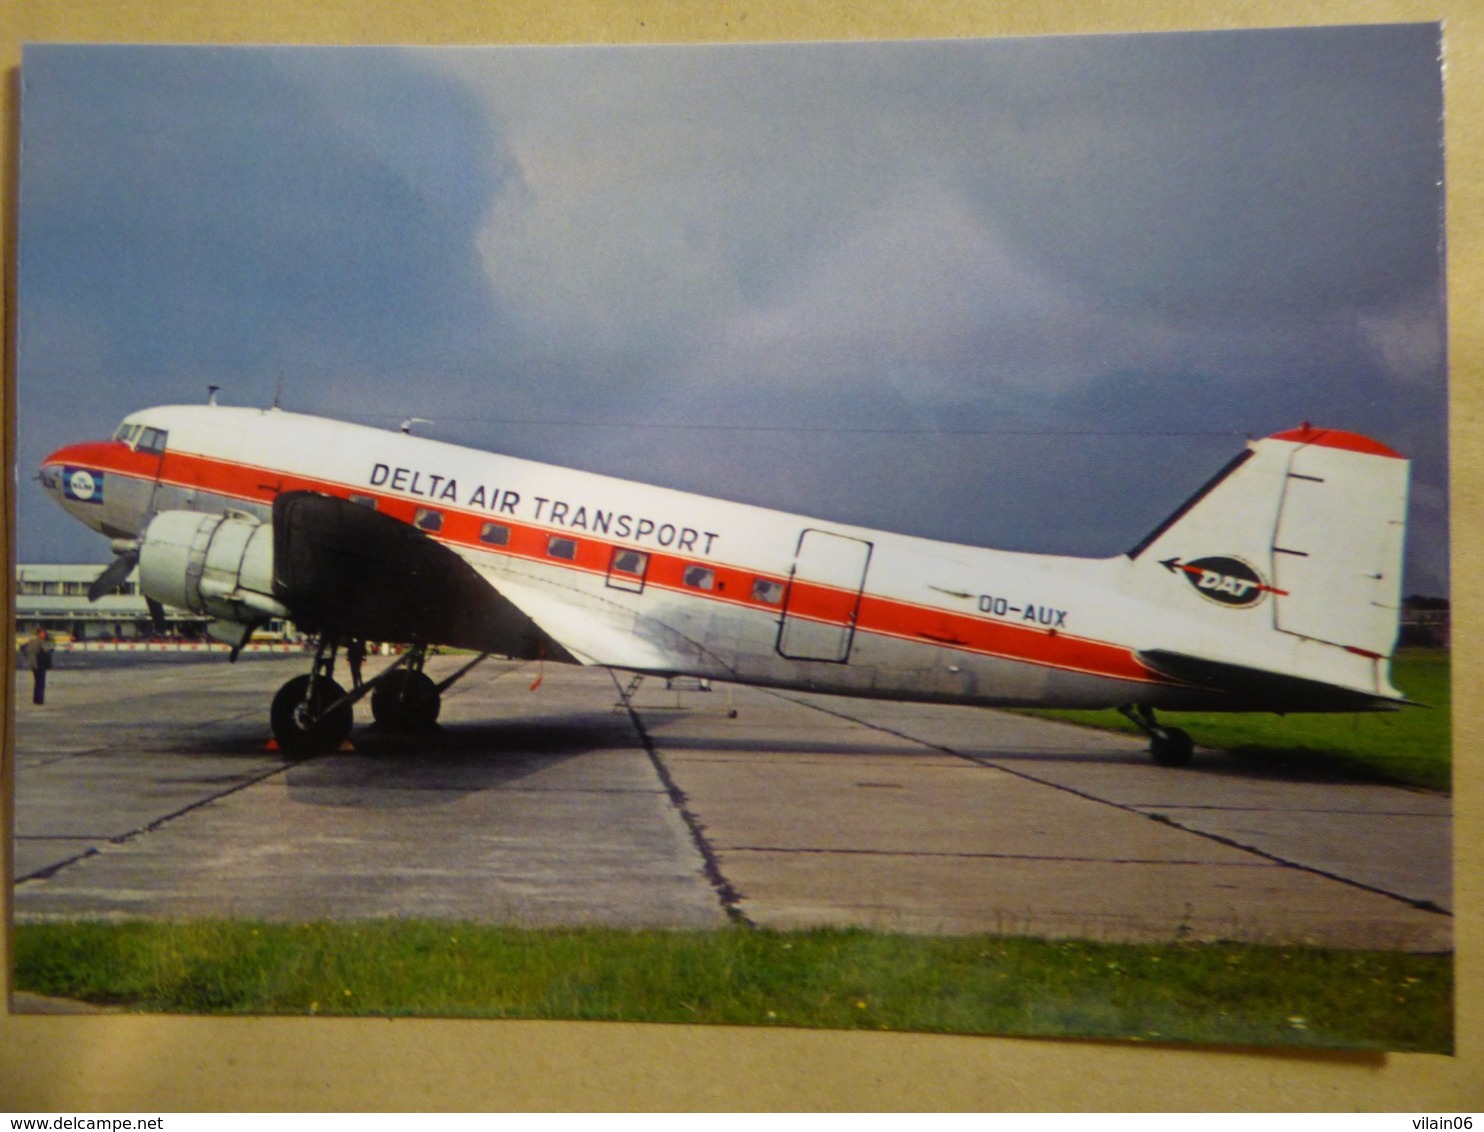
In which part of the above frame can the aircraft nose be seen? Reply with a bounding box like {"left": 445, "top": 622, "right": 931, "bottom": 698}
{"left": 37, "top": 447, "right": 69, "bottom": 496}
{"left": 38, "top": 441, "right": 109, "bottom": 508}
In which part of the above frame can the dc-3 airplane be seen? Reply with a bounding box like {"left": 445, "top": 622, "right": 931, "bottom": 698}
{"left": 39, "top": 404, "right": 1411, "bottom": 762}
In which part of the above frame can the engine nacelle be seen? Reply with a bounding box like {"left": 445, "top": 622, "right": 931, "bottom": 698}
{"left": 137, "top": 510, "right": 289, "bottom": 647}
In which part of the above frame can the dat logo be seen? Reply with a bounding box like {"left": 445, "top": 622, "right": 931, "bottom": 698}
{"left": 1160, "top": 554, "right": 1274, "bottom": 608}
{"left": 63, "top": 466, "right": 103, "bottom": 504}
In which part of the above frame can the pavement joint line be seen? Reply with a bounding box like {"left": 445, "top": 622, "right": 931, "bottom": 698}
{"left": 942, "top": 754, "right": 1453, "bottom": 916}
{"left": 1135, "top": 812, "right": 1454, "bottom": 916}
{"left": 14, "top": 847, "right": 103, "bottom": 883}
{"left": 717, "top": 846, "right": 1278, "bottom": 865}
{"left": 764, "top": 689, "right": 1454, "bottom": 920}
{"left": 609, "top": 668, "right": 754, "bottom": 927}
{"left": 14, "top": 757, "right": 300, "bottom": 885}
{"left": 17, "top": 835, "right": 122, "bottom": 841}
{"left": 277, "top": 783, "right": 668, "bottom": 796}
{"left": 20, "top": 752, "right": 109, "bottom": 769}
{"left": 1131, "top": 804, "right": 1444, "bottom": 816}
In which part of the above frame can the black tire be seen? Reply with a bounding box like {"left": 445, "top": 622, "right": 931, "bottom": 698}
{"left": 370, "top": 669, "right": 441, "bottom": 731}
{"left": 271, "top": 674, "right": 354, "bottom": 755}
{"left": 1149, "top": 726, "right": 1194, "bottom": 767}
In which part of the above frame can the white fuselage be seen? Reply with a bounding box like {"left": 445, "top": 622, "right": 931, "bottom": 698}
{"left": 38, "top": 404, "right": 1368, "bottom": 711}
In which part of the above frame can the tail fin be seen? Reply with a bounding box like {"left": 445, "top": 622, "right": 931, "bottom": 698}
{"left": 1126, "top": 426, "right": 1410, "bottom": 705}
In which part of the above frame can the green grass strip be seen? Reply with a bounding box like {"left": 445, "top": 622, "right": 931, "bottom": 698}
{"left": 13, "top": 921, "right": 1451, "bottom": 1053}
{"left": 1025, "top": 649, "right": 1451, "bottom": 791}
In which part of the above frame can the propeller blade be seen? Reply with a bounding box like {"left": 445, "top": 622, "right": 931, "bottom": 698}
{"left": 88, "top": 551, "right": 139, "bottom": 602}
{"left": 145, "top": 597, "right": 167, "bottom": 633}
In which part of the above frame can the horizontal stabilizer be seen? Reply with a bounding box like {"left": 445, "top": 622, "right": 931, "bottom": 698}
{"left": 1137, "top": 649, "right": 1412, "bottom": 713}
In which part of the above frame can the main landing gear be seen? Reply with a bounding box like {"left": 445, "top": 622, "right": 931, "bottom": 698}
{"left": 371, "top": 662, "right": 441, "bottom": 732}
{"left": 269, "top": 639, "right": 490, "bottom": 755}
{"left": 1117, "top": 704, "right": 1195, "bottom": 767}
{"left": 271, "top": 638, "right": 356, "bottom": 755}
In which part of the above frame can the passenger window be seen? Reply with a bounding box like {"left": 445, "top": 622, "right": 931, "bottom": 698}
{"left": 752, "top": 578, "right": 785, "bottom": 605}
{"left": 683, "top": 565, "right": 716, "bottom": 591}
{"left": 348, "top": 494, "right": 378, "bottom": 509}
{"left": 612, "top": 549, "right": 648, "bottom": 575}
{"left": 547, "top": 536, "right": 578, "bottom": 560}
{"left": 414, "top": 508, "right": 443, "bottom": 532}
{"left": 479, "top": 522, "right": 511, "bottom": 546}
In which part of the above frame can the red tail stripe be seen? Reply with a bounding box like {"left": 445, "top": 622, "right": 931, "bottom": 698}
{"left": 1267, "top": 426, "right": 1402, "bottom": 458}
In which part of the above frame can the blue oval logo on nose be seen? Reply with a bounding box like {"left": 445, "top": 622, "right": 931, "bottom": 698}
{"left": 63, "top": 467, "right": 104, "bottom": 504}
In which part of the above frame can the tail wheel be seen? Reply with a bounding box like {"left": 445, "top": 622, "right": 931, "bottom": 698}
{"left": 370, "top": 669, "right": 442, "bottom": 732}
{"left": 1149, "top": 726, "right": 1194, "bottom": 767}
{"left": 271, "top": 674, "right": 354, "bottom": 755}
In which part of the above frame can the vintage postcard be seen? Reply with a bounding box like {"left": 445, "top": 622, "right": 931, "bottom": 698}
{"left": 12, "top": 29, "right": 1450, "bottom": 1053}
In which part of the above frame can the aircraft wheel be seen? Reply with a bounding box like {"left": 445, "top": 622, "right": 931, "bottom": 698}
{"left": 371, "top": 670, "right": 441, "bottom": 732}
{"left": 271, "top": 674, "right": 354, "bottom": 755}
{"left": 1149, "top": 726, "right": 1194, "bottom": 767}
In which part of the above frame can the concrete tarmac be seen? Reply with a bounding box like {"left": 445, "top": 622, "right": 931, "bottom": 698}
{"left": 12, "top": 654, "right": 1451, "bottom": 950}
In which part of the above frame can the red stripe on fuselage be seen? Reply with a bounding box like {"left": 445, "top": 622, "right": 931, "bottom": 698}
{"left": 43, "top": 441, "right": 1169, "bottom": 688}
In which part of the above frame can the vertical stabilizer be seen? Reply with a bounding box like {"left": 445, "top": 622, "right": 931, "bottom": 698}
{"left": 1126, "top": 426, "right": 1409, "bottom": 701}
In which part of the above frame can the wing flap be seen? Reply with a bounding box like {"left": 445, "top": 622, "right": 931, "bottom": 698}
{"left": 469, "top": 570, "right": 691, "bottom": 672}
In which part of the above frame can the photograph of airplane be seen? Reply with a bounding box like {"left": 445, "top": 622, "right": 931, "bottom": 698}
{"left": 39, "top": 406, "right": 1412, "bottom": 763}
{"left": 11, "top": 28, "right": 1450, "bottom": 1051}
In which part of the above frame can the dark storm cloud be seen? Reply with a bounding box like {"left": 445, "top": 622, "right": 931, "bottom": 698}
{"left": 17, "top": 45, "right": 519, "bottom": 558}
{"left": 875, "top": 25, "right": 1444, "bottom": 324}
{"left": 16, "top": 34, "right": 1449, "bottom": 594}
{"left": 431, "top": 33, "right": 1444, "bottom": 588}
{"left": 20, "top": 45, "right": 515, "bottom": 385}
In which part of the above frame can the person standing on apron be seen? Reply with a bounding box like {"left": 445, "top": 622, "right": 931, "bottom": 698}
{"left": 20, "top": 628, "right": 54, "bottom": 705}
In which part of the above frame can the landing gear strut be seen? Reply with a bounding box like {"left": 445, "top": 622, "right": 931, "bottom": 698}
{"left": 1117, "top": 704, "right": 1195, "bottom": 767}
{"left": 271, "top": 638, "right": 354, "bottom": 755}
{"left": 269, "top": 641, "right": 492, "bottom": 753}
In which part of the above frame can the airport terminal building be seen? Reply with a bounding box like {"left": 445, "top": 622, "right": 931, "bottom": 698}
{"left": 15, "top": 563, "right": 296, "bottom": 645}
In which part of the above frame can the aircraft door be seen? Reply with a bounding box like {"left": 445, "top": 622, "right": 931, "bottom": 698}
{"left": 777, "top": 528, "right": 873, "bottom": 663}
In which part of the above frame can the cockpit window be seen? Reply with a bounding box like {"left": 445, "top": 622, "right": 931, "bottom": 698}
{"left": 112, "top": 423, "right": 153, "bottom": 450}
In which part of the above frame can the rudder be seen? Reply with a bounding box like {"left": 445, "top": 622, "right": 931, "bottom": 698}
{"left": 1126, "top": 425, "right": 1409, "bottom": 702}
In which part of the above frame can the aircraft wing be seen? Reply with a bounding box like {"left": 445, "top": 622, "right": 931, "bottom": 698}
{"left": 466, "top": 569, "right": 697, "bottom": 672}
{"left": 274, "top": 491, "right": 699, "bottom": 672}
{"left": 270, "top": 491, "right": 576, "bottom": 662}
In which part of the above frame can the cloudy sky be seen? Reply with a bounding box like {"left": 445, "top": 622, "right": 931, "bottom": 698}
{"left": 16, "top": 27, "right": 1449, "bottom": 593}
